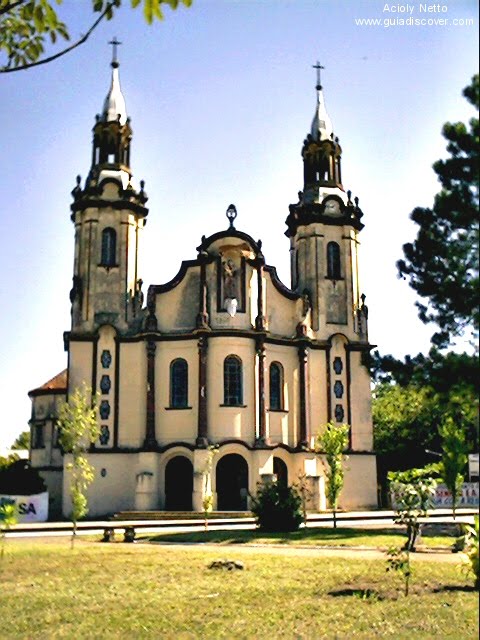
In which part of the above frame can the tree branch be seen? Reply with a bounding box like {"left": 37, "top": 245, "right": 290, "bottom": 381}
{"left": 0, "top": 2, "right": 116, "bottom": 73}
{"left": 0, "top": 1, "right": 27, "bottom": 17}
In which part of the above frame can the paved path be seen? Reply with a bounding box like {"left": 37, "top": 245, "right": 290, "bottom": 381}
{"left": 146, "top": 541, "right": 462, "bottom": 563}
{"left": 9, "top": 533, "right": 461, "bottom": 562}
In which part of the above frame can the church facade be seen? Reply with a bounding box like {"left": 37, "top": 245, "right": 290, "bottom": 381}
{"left": 29, "top": 57, "right": 377, "bottom": 517}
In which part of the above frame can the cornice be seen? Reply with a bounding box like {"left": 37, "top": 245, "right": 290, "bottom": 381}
{"left": 285, "top": 203, "right": 364, "bottom": 237}
{"left": 71, "top": 197, "right": 148, "bottom": 218}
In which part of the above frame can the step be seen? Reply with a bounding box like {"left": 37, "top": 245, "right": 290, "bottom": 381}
{"left": 112, "top": 511, "right": 252, "bottom": 521}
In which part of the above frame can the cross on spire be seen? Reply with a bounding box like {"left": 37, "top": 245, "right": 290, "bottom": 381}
{"left": 312, "top": 61, "right": 325, "bottom": 90}
{"left": 109, "top": 37, "right": 122, "bottom": 67}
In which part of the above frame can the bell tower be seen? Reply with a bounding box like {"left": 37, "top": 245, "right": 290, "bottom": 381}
{"left": 69, "top": 42, "right": 148, "bottom": 334}
{"left": 285, "top": 64, "right": 367, "bottom": 340}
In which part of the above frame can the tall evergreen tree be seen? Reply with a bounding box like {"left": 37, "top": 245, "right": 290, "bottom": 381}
{"left": 397, "top": 74, "right": 479, "bottom": 348}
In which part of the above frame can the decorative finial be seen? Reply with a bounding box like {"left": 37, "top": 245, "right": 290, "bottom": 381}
{"left": 312, "top": 61, "right": 325, "bottom": 90}
{"left": 226, "top": 204, "right": 237, "bottom": 229}
{"left": 109, "top": 37, "right": 122, "bottom": 68}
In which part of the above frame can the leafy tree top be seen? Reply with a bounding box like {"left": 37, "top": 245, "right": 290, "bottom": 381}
{"left": 397, "top": 74, "right": 479, "bottom": 348}
{"left": 57, "top": 384, "right": 100, "bottom": 454}
{"left": 0, "top": 0, "right": 192, "bottom": 72}
{"left": 10, "top": 430, "right": 30, "bottom": 450}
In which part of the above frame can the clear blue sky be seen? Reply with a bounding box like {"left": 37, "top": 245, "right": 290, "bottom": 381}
{"left": 0, "top": 0, "right": 478, "bottom": 448}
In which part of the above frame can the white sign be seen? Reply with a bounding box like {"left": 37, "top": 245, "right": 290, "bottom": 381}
{"left": 469, "top": 454, "right": 479, "bottom": 478}
{"left": 433, "top": 483, "right": 479, "bottom": 507}
{"left": 0, "top": 491, "right": 49, "bottom": 522}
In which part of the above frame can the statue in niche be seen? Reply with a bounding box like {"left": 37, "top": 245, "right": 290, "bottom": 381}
{"left": 223, "top": 258, "right": 238, "bottom": 299}
{"left": 222, "top": 257, "right": 240, "bottom": 317}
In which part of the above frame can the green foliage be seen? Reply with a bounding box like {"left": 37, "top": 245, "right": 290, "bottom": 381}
{"left": 385, "top": 546, "right": 412, "bottom": 596}
{"left": 437, "top": 416, "right": 468, "bottom": 518}
{"left": 372, "top": 349, "right": 478, "bottom": 496}
{"left": 316, "top": 422, "right": 349, "bottom": 528}
{"left": 0, "top": 0, "right": 69, "bottom": 69}
{"left": 397, "top": 74, "right": 479, "bottom": 347}
{"left": 0, "top": 502, "right": 17, "bottom": 527}
{"left": 0, "top": 453, "right": 20, "bottom": 472}
{"left": 0, "top": 502, "right": 17, "bottom": 560}
{"left": 388, "top": 467, "right": 438, "bottom": 551}
{"left": 0, "top": 0, "right": 192, "bottom": 71}
{"left": 251, "top": 481, "right": 303, "bottom": 532}
{"left": 201, "top": 445, "right": 217, "bottom": 530}
{"left": 462, "top": 515, "right": 479, "bottom": 590}
{"left": 0, "top": 459, "right": 46, "bottom": 495}
{"left": 373, "top": 383, "right": 438, "bottom": 460}
{"left": 372, "top": 348, "right": 479, "bottom": 394}
{"left": 10, "top": 430, "right": 30, "bottom": 450}
{"left": 58, "top": 385, "right": 100, "bottom": 455}
{"left": 57, "top": 384, "right": 99, "bottom": 545}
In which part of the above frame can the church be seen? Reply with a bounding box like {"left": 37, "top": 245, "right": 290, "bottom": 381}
{"left": 28, "top": 52, "right": 377, "bottom": 517}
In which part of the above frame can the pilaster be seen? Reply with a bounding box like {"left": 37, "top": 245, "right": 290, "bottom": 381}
{"left": 144, "top": 340, "right": 158, "bottom": 450}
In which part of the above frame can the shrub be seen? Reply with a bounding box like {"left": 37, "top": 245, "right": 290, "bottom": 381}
{"left": 463, "top": 515, "right": 479, "bottom": 590}
{"left": 0, "top": 459, "right": 46, "bottom": 496}
{"left": 251, "top": 481, "right": 303, "bottom": 532}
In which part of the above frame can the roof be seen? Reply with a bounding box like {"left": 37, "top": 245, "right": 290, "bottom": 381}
{"left": 102, "top": 62, "right": 127, "bottom": 125}
{"left": 28, "top": 370, "right": 68, "bottom": 397}
{"left": 310, "top": 86, "right": 334, "bottom": 142}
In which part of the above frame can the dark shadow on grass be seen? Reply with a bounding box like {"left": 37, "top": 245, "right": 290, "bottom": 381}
{"left": 147, "top": 527, "right": 403, "bottom": 545}
{"left": 328, "top": 588, "right": 384, "bottom": 601}
{"left": 433, "top": 585, "right": 478, "bottom": 593}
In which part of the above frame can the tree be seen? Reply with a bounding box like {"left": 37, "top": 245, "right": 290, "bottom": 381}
{"left": 372, "top": 348, "right": 479, "bottom": 393}
{"left": 57, "top": 385, "right": 99, "bottom": 547}
{"left": 372, "top": 348, "right": 479, "bottom": 502}
{"left": 437, "top": 416, "right": 468, "bottom": 519}
{"left": 388, "top": 466, "right": 437, "bottom": 552}
{"left": 316, "top": 422, "right": 350, "bottom": 529}
{"left": 10, "top": 430, "right": 30, "bottom": 450}
{"left": 0, "top": 458, "right": 46, "bottom": 495}
{"left": 373, "top": 383, "right": 440, "bottom": 466}
{"left": 201, "top": 445, "right": 217, "bottom": 531}
{"left": 0, "top": 0, "right": 192, "bottom": 73}
{"left": 397, "top": 74, "right": 479, "bottom": 348}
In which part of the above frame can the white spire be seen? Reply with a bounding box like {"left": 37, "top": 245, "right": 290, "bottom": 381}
{"left": 310, "top": 62, "right": 333, "bottom": 141}
{"left": 311, "top": 85, "right": 333, "bottom": 142}
{"left": 102, "top": 38, "right": 127, "bottom": 125}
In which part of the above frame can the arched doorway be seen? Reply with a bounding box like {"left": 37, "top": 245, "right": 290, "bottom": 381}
{"left": 164, "top": 456, "right": 193, "bottom": 511}
{"left": 273, "top": 457, "right": 288, "bottom": 486}
{"left": 216, "top": 454, "right": 249, "bottom": 511}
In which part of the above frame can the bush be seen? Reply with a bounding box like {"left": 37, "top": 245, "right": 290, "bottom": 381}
{"left": 0, "top": 459, "right": 46, "bottom": 496}
{"left": 463, "top": 515, "right": 479, "bottom": 590}
{"left": 251, "top": 481, "right": 303, "bottom": 532}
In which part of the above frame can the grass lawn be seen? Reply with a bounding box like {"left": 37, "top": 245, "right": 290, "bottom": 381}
{"left": 146, "top": 525, "right": 456, "bottom": 549}
{"left": 1, "top": 539, "right": 478, "bottom": 639}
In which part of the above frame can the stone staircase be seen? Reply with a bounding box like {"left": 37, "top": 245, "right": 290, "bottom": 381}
{"left": 112, "top": 511, "right": 252, "bottom": 521}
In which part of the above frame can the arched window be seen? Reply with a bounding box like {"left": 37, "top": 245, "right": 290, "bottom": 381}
{"left": 269, "top": 362, "right": 284, "bottom": 410}
{"left": 327, "top": 241, "right": 341, "bottom": 279}
{"left": 101, "top": 228, "right": 117, "bottom": 266}
{"left": 223, "top": 355, "right": 243, "bottom": 405}
{"left": 170, "top": 358, "right": 188, "bottom": 408}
